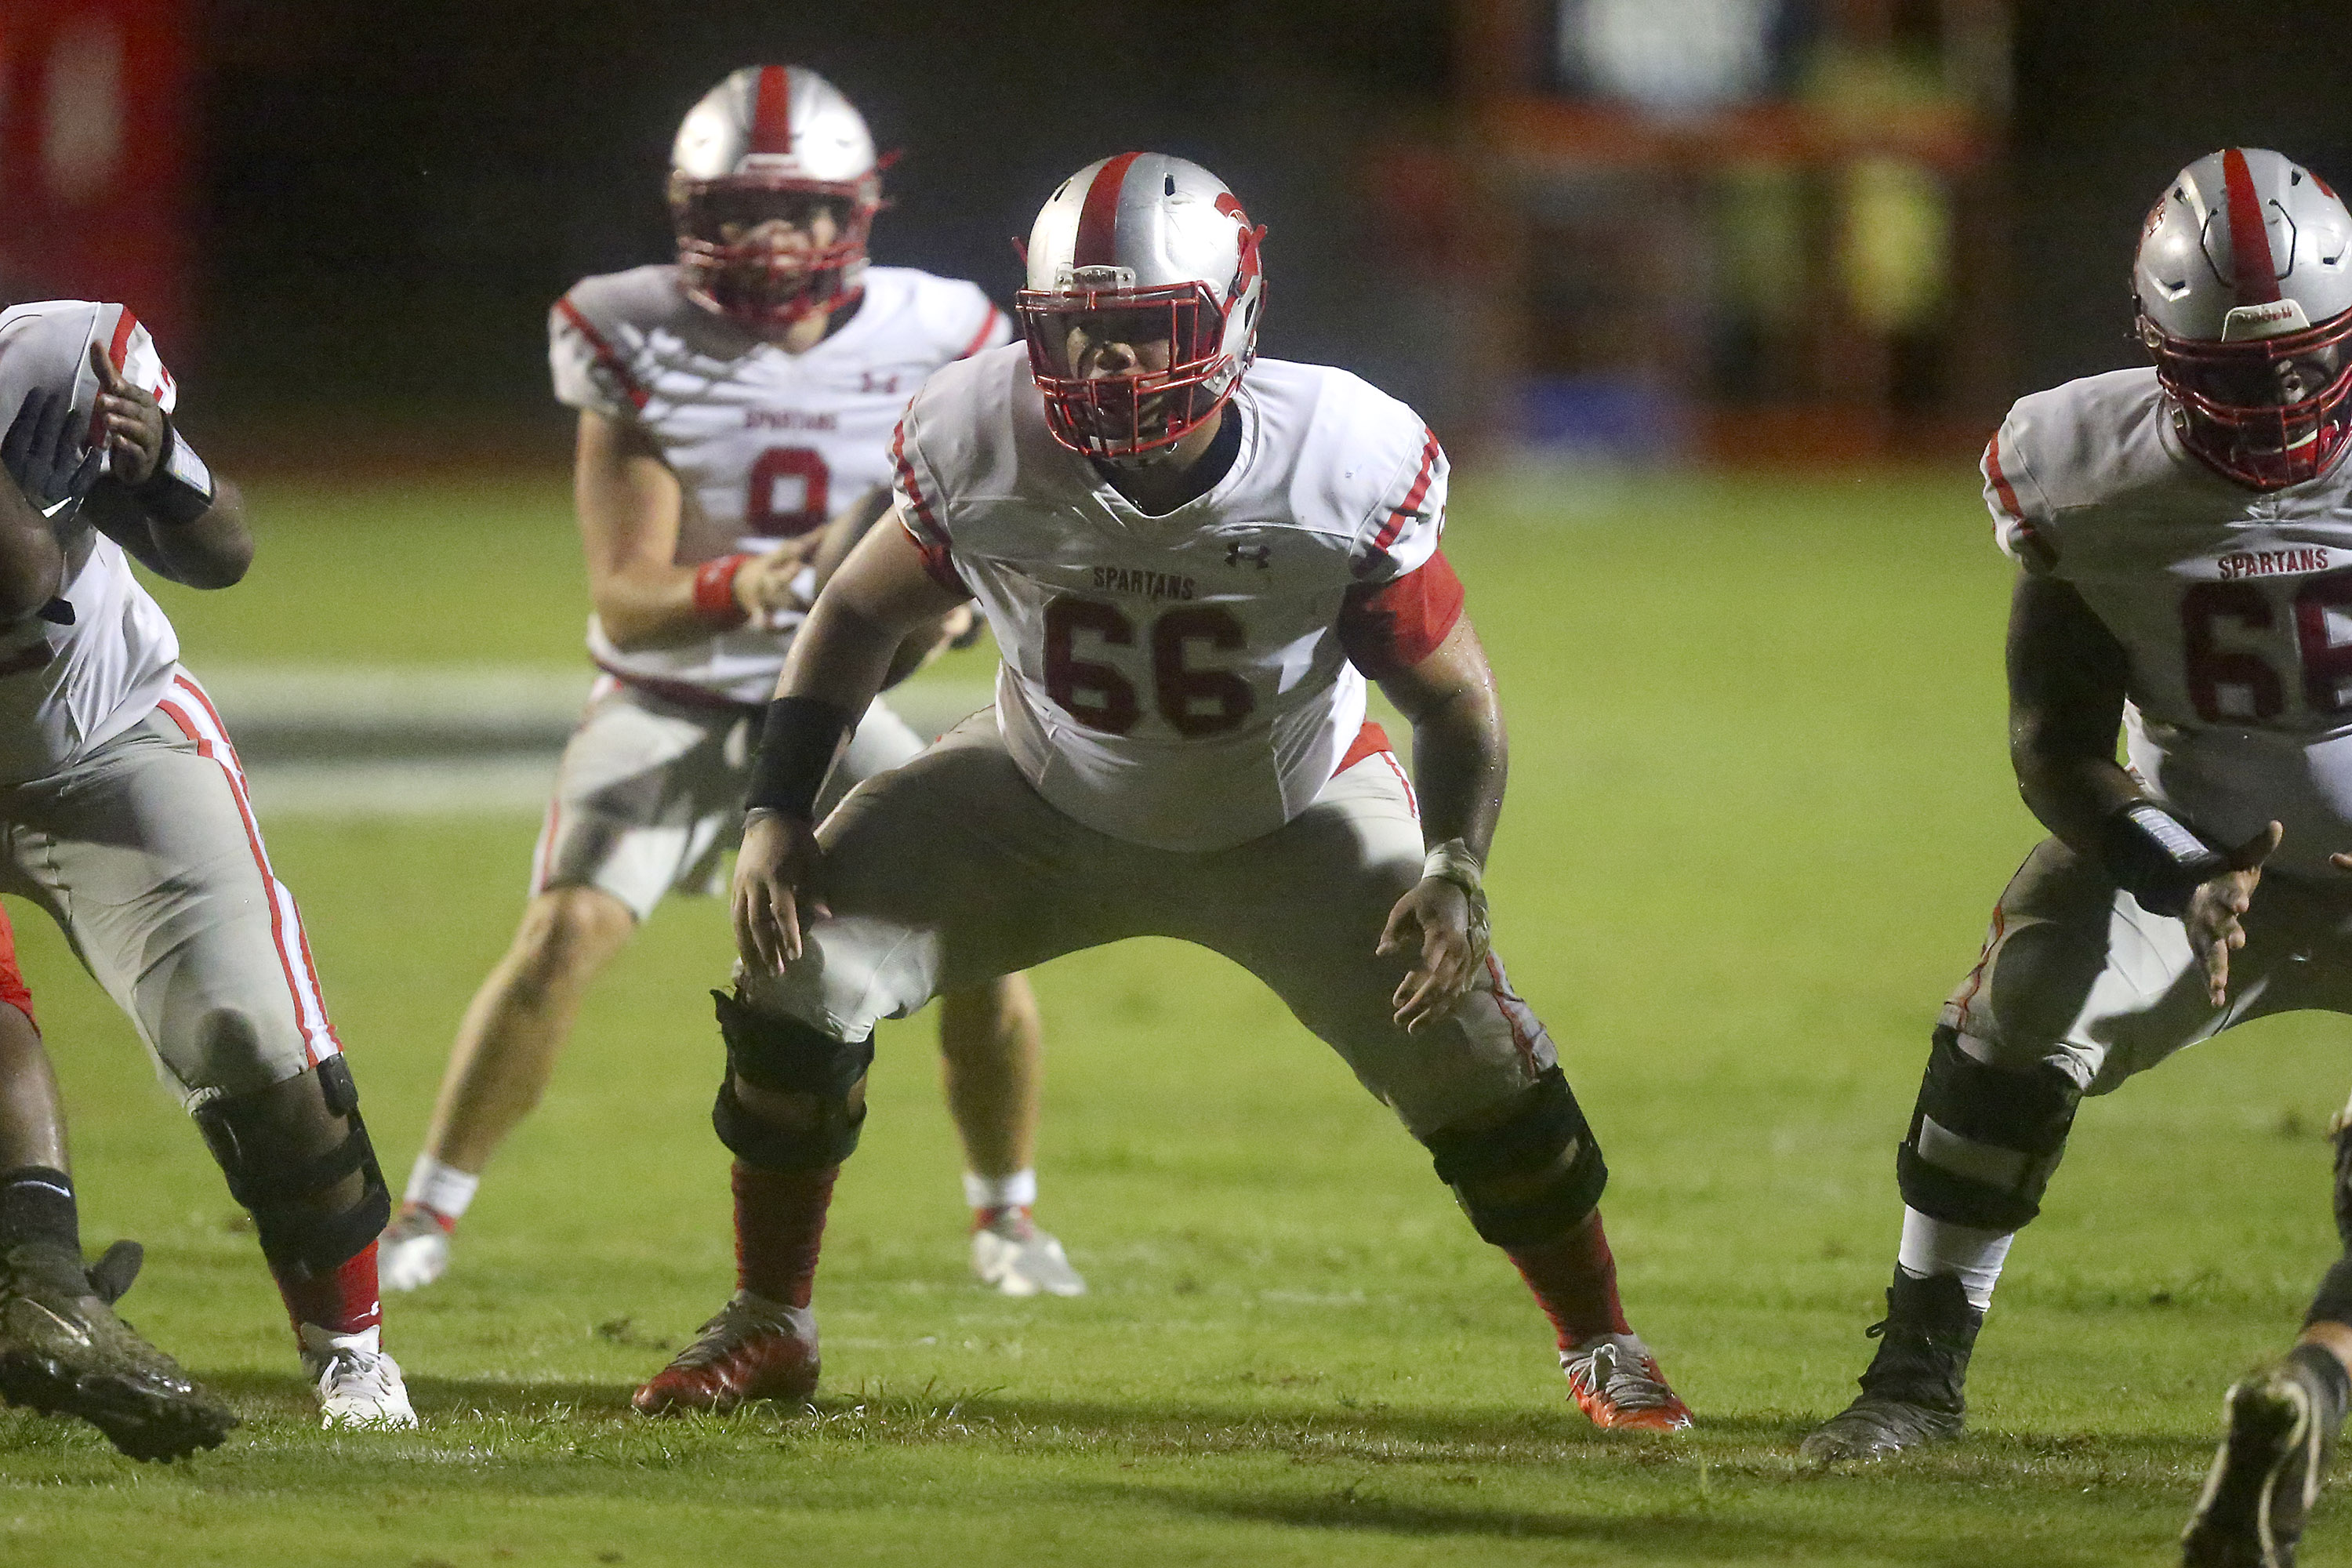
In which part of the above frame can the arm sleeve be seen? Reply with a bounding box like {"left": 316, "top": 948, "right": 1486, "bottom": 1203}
{"left": 1984, "top": 412, "right": 2060, "bottom": 575}
{"left": 1350, "top": 423, "right": 1449, "bottom": 584}
{"left": 956, "top": 297, "right": 1014, "bottom": 360}
{"left": 1338, "top": 549, "right": 1466, "bottom": 678}
{"left": 889, "top": 407, "right": 971, "bottom": 598}
{"left": 549, "top": 295, "right": 644, "bottom": 418}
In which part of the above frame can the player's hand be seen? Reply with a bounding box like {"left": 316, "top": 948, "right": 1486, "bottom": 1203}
{"left": 2187, "top": 820, "right": 2281, "bottom": 1006}
{"left": 1377, "top": 876, "right": 1490, "bottom": 1033}
{"left": 731, "top": 808, "right": 827, "bottom": 974}
{"left": 1, "top": 387, "right": 101, "bottom": 514}
{"left": 735, "top": 537, "right": 825, "bottom": 628}
{"left": 88, "top": 343, "right": 165, "bottom": 487}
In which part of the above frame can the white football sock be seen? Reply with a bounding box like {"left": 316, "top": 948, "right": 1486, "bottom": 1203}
{"left": 1897, "top": 1206, "right": 2015, "bottom": 1312}
{"left": 963, "top": 1168, "right": 1037, "bottom": 1210}
{"left": 402, "top": 1155, "right": 481, "bottom": 1221}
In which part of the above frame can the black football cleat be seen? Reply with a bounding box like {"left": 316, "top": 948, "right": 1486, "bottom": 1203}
{"left": 1800, "top": 1269, "right": 1980, "bottom": 1465}
{"left": 2182, "top": 1345, "right": 2347, "bottom": 1568}
{"left": 0, "top": 1240, "right": 236, "bottom": 1461}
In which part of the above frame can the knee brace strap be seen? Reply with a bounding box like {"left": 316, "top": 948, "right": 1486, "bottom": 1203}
{"left": 710, "top": 990, "right": 874, "bottom": 1171}
{"left": 1896, "top": 1025, "right": 2082, "bottom": 1232}
{"left": 193, "top": 1062, "right": 390, "bottom": 1278}
{"left": 1421, "top": 1068, "right": 1609, "bottom": 1247}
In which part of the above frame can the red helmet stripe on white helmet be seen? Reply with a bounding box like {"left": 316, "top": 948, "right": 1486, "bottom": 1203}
{"left": 750, "top": 64, "right": 793, "bottom": 157}
{"left": 2223, "top": 147, "right": 2284, "bottom": 307}
{"left": 1073, "top": 151, "right": 1145, "bottom": 269}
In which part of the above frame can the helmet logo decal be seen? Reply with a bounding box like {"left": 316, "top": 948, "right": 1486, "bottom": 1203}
{"left": 750, "top": 64, "right": 793, "bottom": 157}
{"left": 2223, "top": 147, "right": 2285, "bottom": 305}
{"left": 1074, "top": 152, "right": 1145, "bottom": 268}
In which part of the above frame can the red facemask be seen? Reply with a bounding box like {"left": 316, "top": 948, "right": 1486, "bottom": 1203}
{"left": 672, "top": 176, "right": 877, "bottom": 333}
{"left": 2148, "top": 309, "right": 2352, "bottom": 489}
{"left": 1014, "top": 281, "right": 1240, "bottom": 464}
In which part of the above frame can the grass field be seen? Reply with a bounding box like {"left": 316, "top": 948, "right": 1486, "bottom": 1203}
{"left": 2, "top": 466, "right": 2348, "bottom": 1566}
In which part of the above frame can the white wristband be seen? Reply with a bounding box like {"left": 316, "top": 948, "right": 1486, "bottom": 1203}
{"left": 1421, "top": 838, "right": 1483, "bottom": 897}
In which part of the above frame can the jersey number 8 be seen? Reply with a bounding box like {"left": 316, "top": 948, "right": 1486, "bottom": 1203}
{"left": 1042, "top": 595, "right": 1258, "bottom": 738}
{"left": 747, "top": 447, "right": 829, "bottom": 538}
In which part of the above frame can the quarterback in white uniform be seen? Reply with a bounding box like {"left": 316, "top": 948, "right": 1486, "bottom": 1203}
{"left": 1798, "top": 147, "right": 2352, "bottom": 1567}
{"left": 632, "top": 153, "right": 1693, "bottom": 1434}
{"left": 0, "top": 299, "right": 412, "bottom": 1430}
{"left": 380, "top": 66, "right": 1083, "bottom": 1300}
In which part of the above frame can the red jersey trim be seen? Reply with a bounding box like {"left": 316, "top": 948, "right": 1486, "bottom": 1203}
{"left": 1338, "top": 550, "right": 1466, "bottom": 678}
{"left": 957, "top": 304, "right": 1006, "bottom": 361}
{"left": 555, "top": 296, "right": 650, "bottom": 411}
{"left": 0, "top": 902, "right": 35, "bottom": 1030}
{"left": 1984, "top": 434, "right": 2024, "bottom": 521}
{"left": 1367, "top": 426, "right": 1442, "bottom": 563}
{"left": 1335, "top": 719, "right": 1393, "bottom": 775}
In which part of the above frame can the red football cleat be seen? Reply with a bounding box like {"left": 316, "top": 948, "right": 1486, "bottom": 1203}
{"left": 1561, "top": 1334, "right": 1693, "bottom": 1432}
{"left": 631, "top": 1293, "right": 819, "bottom": 1416}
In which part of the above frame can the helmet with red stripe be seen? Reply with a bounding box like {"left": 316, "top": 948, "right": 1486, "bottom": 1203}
{"left": 670, "top": 65, "right": 883, "bottom": 336}
{"left": 2134, "top": 147, "right": 2352, "bottom": 489}
{"left": 1015, "top": 152, "right": 1267, "bottom": 466}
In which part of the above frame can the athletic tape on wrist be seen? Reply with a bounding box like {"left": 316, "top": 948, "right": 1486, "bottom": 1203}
{"left": 134, "top": 419, "right": 215, "bottom": 528}
{"left": 1422, "top": 837, "right": 1494, "bottom": 960}
{"left": 745, "top": 696, "right": 856, "bottom": 819}
{"left": 692, "top": 554, "right": 754, "bottom": 629}
{"left": 2099, "top": 800, "right": 2228, "bottom": 918}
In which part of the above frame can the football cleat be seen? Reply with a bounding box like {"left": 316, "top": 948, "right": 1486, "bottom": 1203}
{"left": 0, "top": 1240, "right": 238, "bottom": 1461}
{"left": 1560, "top": 1333, "right": 1693, "bottom": 1431}
{"left": 300, "top": 1324, "right": 416, "bottom": 1430}
{"left": 632, "top": 1293, "right": 819, "bottom": 1416}
{"left": 2181, "top": 1345, "right": 2347, "bottom": 1568}
{"left": 971, "top": 1207, "right": 1086, "bottom": 1298}
{"left": 376, "top": 1204, "right": 452, "bottom": 1294}
{"left": 1801, "top": 1269, "right": 1980, "bottom": 1464}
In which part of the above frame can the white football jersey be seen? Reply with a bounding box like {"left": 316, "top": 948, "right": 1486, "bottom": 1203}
{"left": 1987, "top": 367, "right": 2352, "bottom": 877}
{"left": 894, "top": 345, "right": 1452, "bottom": 852}
{"left": 550, "top": 263, "right": 1010, "bottom": 703}
{"left": 0, "top": 301, "right": 181, "bottom": 786}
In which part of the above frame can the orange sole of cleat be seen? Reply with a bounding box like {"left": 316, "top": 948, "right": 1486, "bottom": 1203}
{"left": 1584, "top": 1402, "right": 1693, "bottom": 1432}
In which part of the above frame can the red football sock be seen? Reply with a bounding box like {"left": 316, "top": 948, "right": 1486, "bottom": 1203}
{"left": 732, "top": 1161, "right": 837, "bottom": 1309}
{"left": 275, "top": 1242, "right": 383, "bottom": 1338}
{"left": 1506, "top": 1210, "right": 1632, "bottom": 1350}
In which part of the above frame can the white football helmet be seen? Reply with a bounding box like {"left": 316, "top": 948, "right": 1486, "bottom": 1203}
{"left": 668, "top": 65, "right": 883, "bottom": 334}
{"left": 2133, "top": 147, "right": 2352, "bottom": 488}
{"left": 1014, "top": 152, "right": 1267, "bottom": 464}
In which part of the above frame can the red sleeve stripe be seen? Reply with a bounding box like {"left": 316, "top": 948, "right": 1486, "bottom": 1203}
{"left": 1367, "top": 427, "right": 1441, "bottom": 559}
{"left": 555, "top": 296, "right": 648, "bottom": 410}
{"left": 1984, "top": 434, "right": 2024, "bottom": 521}
{"left": 750, "top": 64, "right": 793, "bottom": 155}
{"left": 1073, "top": 152, "right": 1144, "bottom": 270}
{"left": 957, "top": 304, "right": 1006, "bottom": 360}
{"left": 1337, "top": 549, "right": 1466, "bottom": 677}
{"left": 889, "top": 419, "right": 948, "bottom": 544}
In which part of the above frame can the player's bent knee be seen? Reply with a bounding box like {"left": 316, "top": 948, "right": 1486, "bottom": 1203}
{"left": 510, "top": 887, "right": 634, "bottom": 995}
{"left": 1896, "top": 1025, "right": 2080, "bottom": 1232}
{"left": 710, "top": 989, "right": 876, "bottom": 1170}
{"left": 192, "top": 1056, "right": 390, "bottom": 1278}
{"left": 1420, "top": 1067, "right": 1608, "bottom": 1247}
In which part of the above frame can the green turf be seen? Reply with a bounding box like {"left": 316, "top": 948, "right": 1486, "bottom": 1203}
{"left": 3, "top": 467, "right": 2345, "bottom": 1565}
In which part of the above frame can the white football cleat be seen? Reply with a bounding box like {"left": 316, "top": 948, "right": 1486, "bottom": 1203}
{"left": 301, "top": 1324, "right": 417, "bottom": 1429}
{"left": 971, "top": 1208, "right": 1086, "bottom": 1298}
{"left": 376, "top": 1206, "right": 452, "bottom": 1294}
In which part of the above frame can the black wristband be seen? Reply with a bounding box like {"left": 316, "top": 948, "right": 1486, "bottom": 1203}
{"left": 745, "top": 696, "right": 856, "bottom": 820}
{"left": 2098, "top": 800, "right": 2228, "bottom": 917}
{"left": 132, "top": 418, "right": 216, "bottom": 528}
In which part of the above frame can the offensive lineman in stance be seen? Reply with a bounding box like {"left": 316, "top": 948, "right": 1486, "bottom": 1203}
{"left": 379, "top": 67, "right": 1082, "bottom": 1299}
{"left": 0, "top": 302, "right": 409, "bottom": 1427}
{"left": 633, "top": 153, "right": 1692, "bottom": 1431}
{"left": 1796, "top": 148, "right": 2352, "bottom": 1566}
{"left": 0, "top": 412, "right": 234, "bottom": 1460}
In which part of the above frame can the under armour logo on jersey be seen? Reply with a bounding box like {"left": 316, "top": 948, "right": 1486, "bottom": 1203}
{"left": 859, "top": 371, "right": 901, "bottom": 395}
{"left": 1225, "top": 542, "right": 1272, "bottom": 569}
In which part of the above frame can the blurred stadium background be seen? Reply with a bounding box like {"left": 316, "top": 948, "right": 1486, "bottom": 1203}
{"left": 5, "top": 4, "right": 2352, "bottom": 1563}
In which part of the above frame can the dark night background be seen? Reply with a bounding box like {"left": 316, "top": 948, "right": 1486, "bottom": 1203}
{"left": 183, "top": 0, "right": 2352, "bottom": 445}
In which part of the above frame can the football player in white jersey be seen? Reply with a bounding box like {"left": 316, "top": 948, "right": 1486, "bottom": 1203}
{"left": 379, "top": 66, "right": 1083, "bottom": 1300}
{"left": 630, "top": 152, "right": 1693, "bottom": 1433}
{"left": 0, "top": 426, "right": 235, "bottom": 1460}
{"left": 0, "top": 299, "right": 412, "bottom": 1428}
{"left": 1795, "top": 146, "right": 2352, "bottom": 1566}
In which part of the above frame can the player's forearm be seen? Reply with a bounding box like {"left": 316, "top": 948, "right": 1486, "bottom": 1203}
{"left": 775, "top": 592, "right": 906, "bottom": 716}
{"left": 1407, "top": 688, "right": 1508, "bottom": 861}
{"left": 0, "top": 477, "right": 64, "bottom": 622}
{"left": 140, "top": 481, "right": 251, "bottom": 590}
{"left": 2013, "top": 744, "right": 2143, "bottom": 859}
{"left": 593, "top": 566, "right": 728, "bottom": 651}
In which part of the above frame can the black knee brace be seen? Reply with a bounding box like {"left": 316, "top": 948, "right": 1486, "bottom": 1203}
{"left": 1895, "top": 1025, "right": 2081, "bottom": 1232}
{"left": 193, "top": 1058, "right": 389, "bottom": 1279}
{"left": 710, "top": 989, "right": 875, "bottom": 1171}
{"left": 1421, "top": 1067, "right": 1609, "bottom": 1247}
